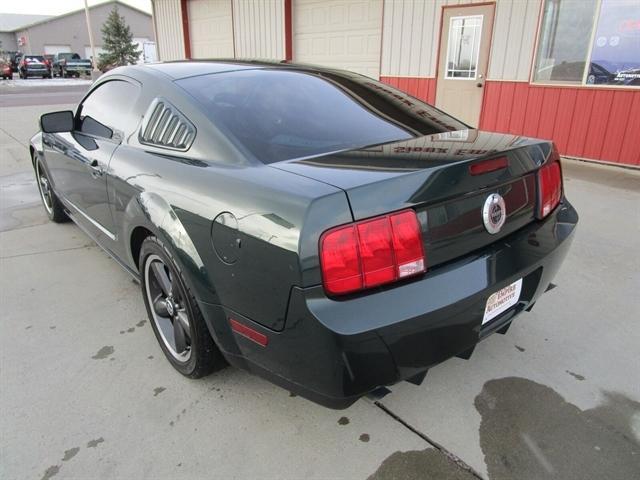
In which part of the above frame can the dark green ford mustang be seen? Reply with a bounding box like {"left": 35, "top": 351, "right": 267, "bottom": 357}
{"left": 30, "top": 61, "right": 578, "bottom": 408}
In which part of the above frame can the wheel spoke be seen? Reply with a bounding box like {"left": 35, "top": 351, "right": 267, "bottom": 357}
{"left": 173, "top": 317, "right": 188, "bottom": 353}
{"left": 175, "top": 310, "right": 190, "bottom": 337}
{"left": 150, "top": 261, "right": 172, "bottom": 297}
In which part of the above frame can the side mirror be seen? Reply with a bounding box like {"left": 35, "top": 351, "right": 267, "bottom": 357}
{"left": 40, "top": 110, "right": 74, "bottom": 133}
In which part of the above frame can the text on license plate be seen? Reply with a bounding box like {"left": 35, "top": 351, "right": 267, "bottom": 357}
{"left": 482, "top": 278, "right": 523, "bottom": 324}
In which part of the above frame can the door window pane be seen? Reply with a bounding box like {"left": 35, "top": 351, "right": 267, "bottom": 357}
{"left": 78, "top": 80, "right": 141, "bottom": 138}
{"left": 533, "top": 0, "right": 598, "bottom": 83}
{"left": 588, "top": 0, "right": 640, "bottom": 86}
{"left": 445, "top": 16, "right": 483, "bottom": 79}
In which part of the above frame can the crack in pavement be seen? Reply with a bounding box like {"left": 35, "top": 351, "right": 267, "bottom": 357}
{"left": 0, "top": 125, "right": 29, "bottom": 148}
{"left": 1, "top": 244, "right": 95, "bottom": 259}
{"left": 373, "top": 400, "right": 486, "bottom": 480}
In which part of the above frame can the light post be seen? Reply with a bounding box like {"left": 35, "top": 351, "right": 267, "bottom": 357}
{"left": 84, "top": 0, "right": 101, "bottom": 81}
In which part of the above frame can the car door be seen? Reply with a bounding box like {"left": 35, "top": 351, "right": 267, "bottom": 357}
{"left": 44, "top": 79, "right": 141, "bottom": 243}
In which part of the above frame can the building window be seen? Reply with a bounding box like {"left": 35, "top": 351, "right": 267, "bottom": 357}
{"left": 445, "top": 16, "right": 483, "bottom": 79}
{"left": 533, "top": 0, "right": 640, "bottom": 87}
{"left": 590, "top": 0, "right": 640, "bottom": 85}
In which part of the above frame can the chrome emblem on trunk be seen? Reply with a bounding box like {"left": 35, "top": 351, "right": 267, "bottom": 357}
{"left": 482, "top": 193, "right": 506, "bottom": 234}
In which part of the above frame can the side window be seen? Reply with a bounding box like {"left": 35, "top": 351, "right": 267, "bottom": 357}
{"left": 78, "top": 80, "right": 141, "bottom": 139}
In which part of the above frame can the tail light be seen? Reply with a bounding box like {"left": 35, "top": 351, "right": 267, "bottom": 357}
{"left": 537, "top": 151, "right": 563, "bottom": 219}
{"left": 320, "top": 209, "right": 426, "bottom": 296}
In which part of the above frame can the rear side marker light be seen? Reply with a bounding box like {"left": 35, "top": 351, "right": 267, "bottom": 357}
{"left": 230, "top": 318, "right": 268, "bottom": 346}
{"left": 320, "top": 209, "right": 426, "bottom": 296}
{"left": 537, "top": 156, "right": 563, "bottom": 219}
{"left": 469, "top": 156, "right": 508, "bottom": 175}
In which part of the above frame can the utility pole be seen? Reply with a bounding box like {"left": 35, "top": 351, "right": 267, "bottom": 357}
{"left": 84, "top": 0, "right": 101, "bottom": 80}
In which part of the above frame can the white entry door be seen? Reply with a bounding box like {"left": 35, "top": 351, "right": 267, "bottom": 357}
{"left": 435, "top": 4, "right": 495, "bottom": 127}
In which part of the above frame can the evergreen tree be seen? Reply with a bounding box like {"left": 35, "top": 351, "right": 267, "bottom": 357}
{"left": 98, "top": 5, "right": 141, "bottom": 68}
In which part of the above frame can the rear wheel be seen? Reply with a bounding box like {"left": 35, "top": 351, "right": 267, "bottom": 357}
{"left": 35, "top": 157, "right": 67, "bottom": 223}
{"left": 140, "top": 236, "right": 224, "bottom": 378}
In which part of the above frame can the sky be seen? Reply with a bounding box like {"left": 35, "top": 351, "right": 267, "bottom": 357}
{"left": 0, "top": 0, "right": 151, "bottom": 15}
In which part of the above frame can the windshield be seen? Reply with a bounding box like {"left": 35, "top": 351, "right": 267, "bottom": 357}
{"left": 178, "top": 69, "right": 466, "bottom": 164}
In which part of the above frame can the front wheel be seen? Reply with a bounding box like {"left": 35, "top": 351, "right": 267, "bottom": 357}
{"left": 35, "top": 157, "right": 68, "bottom": 223}
{"left": 140, "top": 236, "right": 224, "bottom": 378}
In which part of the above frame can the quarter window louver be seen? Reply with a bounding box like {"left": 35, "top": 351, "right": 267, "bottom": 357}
{"left": 139, "top": 98, "right": 196, "bottom": 151}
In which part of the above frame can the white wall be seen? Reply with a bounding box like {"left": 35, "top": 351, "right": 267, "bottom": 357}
{"left": 153, "top": 0, "right": 185, "bottom": 61}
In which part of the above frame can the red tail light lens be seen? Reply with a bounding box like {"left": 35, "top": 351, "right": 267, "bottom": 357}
{"left": 320, "top": 224, "right": 362, "bottom": 294}
{"left": 537, "top": 159, "right": 562, "bottom": 219}
{"left": 320, "top": 209, "right": 426, "bottom": 295}
{"left": 390, "top": 211, "right": 426, "bottom": 278}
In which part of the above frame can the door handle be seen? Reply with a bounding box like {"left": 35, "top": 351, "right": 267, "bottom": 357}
{"left": 89, "top": 159, "right": 104, "bottom": 177}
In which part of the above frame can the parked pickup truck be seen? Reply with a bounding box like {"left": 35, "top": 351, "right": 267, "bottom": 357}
{"left": 52, "top": 52, "right": 92, "bottom": 78}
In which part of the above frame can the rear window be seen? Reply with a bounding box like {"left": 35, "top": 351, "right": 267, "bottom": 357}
{"left": 178, "top": 69, "right": 465, "bottom": 163}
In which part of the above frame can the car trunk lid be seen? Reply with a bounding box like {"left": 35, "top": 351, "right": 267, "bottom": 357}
{"left": 272, "top": 129, "right": 552, "bottom": 269}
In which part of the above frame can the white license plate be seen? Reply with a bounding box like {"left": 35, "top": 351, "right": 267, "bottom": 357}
{"left": 482, "top": 278, "right": 523, "bottom": 324}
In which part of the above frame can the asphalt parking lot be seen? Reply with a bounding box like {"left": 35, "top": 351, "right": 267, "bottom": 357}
{"left": 1, "top": 80, "right": 639, "bottom": 480}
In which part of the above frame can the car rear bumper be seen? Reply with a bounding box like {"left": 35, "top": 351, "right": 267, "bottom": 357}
{"left": 24, "top": 69, "right": 49, "bottom": 76}
{"left": 200, "top": 199, "right": 578, "bottom": 409}
{"left": 63, "top": 66, "right": 91, "bottom": 73}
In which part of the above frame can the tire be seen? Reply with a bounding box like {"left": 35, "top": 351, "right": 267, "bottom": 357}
{"left": 34, "top": 156, "right": 68, "bottom": 223}
{"left": 140, "top": 236, "right": 225, "bottom": 378}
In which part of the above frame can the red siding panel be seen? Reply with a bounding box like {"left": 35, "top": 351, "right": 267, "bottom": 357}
{"left": 537, "top": 88, "right": 561, "bottom": 140}
{"left": 522, "top": 87, "right": 544, "bottom": 138}
{"left": 384, "top": 77, "right": 638, "bottom": 165}
{"left": 379, "top": 77, "right": 437, "bottom": 105}
{"left": 509, "top": 83, "right": 530, "bottom": 135}
{"left": 495, "top": 82, "right": 515, "bottom": 133}
{"left": 552, "top": 89, "right": 578, "bottom": 153}
{"left": 618, "top": 93, "right": 640, "bottom": 165}
{"left": 583, "top": 90, "right": 615, "bottom": 160}
{"left": 566, "top": 89, "right": 596, "bottom": 158}
{"left": 480, "top": 81, "right": 501, "bottom": 131}
{"left": 600, "top": 91, "right": 634, "bottom": 163}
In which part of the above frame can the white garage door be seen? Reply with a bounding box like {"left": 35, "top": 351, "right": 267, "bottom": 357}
{"left": 188, "top": 0, "right": 234, "bottom": 58}
{"left": 44, "top": 45, "right": 71, "bottom": 55}
{"left": 293, "top": 0, "right": 383, "bottom": 79}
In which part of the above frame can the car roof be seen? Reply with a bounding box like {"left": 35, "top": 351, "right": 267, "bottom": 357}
{"left": 127, "top": 59, "right": 355, "bottom": 81}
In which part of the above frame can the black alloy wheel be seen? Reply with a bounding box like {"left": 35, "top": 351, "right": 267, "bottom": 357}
{"left": 140, "top": 236, "right": 224, "bottom": 378}
{"left": 35, "top": 157, "right": 67, "bottom": 223}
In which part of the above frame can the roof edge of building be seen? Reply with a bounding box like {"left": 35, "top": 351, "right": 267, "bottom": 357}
{"left": 8, "top": 0, "right": 151, "bottom": 33}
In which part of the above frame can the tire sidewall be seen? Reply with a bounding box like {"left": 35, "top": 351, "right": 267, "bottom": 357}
{"left": 35, "top": 157, "right": 66, "bottom": 222}
{"left": 140, "top": 237, "right": 199, "bottom": 376}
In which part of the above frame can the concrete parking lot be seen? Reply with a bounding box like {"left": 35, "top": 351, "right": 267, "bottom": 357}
{"left": 1, "top": 81, "right": 639, "bottom": 480}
